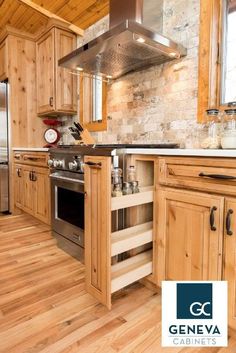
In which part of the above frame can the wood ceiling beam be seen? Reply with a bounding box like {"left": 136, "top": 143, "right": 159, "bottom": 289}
{"left": 17, "top": 0, "right": 84, "bottom": 36}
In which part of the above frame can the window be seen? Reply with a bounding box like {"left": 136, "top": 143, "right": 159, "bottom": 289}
{"left": 79, "top": 74, "right": 107, "bottom": 131}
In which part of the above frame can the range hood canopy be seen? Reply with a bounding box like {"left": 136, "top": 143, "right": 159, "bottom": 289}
{"left": 59, "top": 0, "right": 187, "bottom": 80}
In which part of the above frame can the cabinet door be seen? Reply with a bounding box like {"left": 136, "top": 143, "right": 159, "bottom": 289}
{"left": 157, "top": 188, "right": 224, "bottom": 286}
{"left": 14, "top": 164, "right": 23, "bottom": 209}
{"left": 84, "top": 156, "right": 111, "bottom": 309}
{"left": 32, "top": 167, "right": 50, "bottom": 225}
{"left": 55, "top": 29, "right": 77, "bottom": 113}
{"left": 36, "top": 29, "right": 55, "bottom": 114}
{"left": 223, "top": 198, "right": 236, "bottom": 330}
{"left": 22, "top": 166, "right": 34, "bottom": 215}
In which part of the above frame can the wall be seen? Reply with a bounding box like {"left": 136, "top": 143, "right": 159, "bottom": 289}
{"left": 63, "top": 0, "right": 201, "bottom": 146}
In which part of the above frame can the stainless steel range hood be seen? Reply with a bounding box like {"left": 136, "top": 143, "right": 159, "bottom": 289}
{"left": 58, "top": 0, "right": 187, "bottom": 80}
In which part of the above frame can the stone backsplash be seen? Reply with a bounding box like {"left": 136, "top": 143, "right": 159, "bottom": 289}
{"left": 60, "top": 0, "right": 201, "bottom": 147}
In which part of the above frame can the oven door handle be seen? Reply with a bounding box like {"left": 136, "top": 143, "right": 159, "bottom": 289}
{"left": 50, "top": 174, "right": 84, "bottom": 184}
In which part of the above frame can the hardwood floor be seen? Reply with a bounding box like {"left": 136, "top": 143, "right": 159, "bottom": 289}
{"left": 0, "top": 213, "right": 235, "bottom": 353}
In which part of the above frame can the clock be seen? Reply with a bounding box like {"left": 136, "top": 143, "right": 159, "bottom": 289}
{"left": 44, "top": 128, "right": 60, "bottom": 145}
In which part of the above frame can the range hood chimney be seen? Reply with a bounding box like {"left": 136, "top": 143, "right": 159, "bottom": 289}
{"left": 59, "top": 0, "right": 187, "bottom": 79}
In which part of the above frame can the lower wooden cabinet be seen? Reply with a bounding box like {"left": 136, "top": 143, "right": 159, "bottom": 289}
{"left": 157, "top": 188, "right": 224, "bottom": 285}
{"left": 14, "top": 164, "right": 24, "bottom": 209}
{"left": 157, "top": 186, "right": 236, "bottom": 331}
{"left": 13, "top": 162, "right": 50, "bottom": 224}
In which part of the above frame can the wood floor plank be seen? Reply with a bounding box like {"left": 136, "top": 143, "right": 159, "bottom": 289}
{"left": 0, "top": 213, "right": 234, "bottom": 353}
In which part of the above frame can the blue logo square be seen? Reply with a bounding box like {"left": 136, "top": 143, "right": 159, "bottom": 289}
{"left": 177, "top": 283, "right": 212, "bottom": 319}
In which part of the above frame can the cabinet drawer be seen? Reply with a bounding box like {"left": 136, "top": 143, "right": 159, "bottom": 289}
{"left": 159, "top": 157, "right": 236, "bottom": 196}
{"left": 13, "top": 152, "right": 48, "bottom": 167}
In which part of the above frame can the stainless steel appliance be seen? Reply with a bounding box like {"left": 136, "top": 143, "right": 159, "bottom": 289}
{"left": 59, "top": 0, "right": 186, "bottom": 79}
{"left": 0, "top": 81, "right": 9, "bottom": 213}
{"left": 49, "top": 149, "right": 85, "bottom": 262}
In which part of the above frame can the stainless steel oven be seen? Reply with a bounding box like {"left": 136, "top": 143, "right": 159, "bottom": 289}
{"left": 50, "top": 170, "right": 85, "bottom": 262}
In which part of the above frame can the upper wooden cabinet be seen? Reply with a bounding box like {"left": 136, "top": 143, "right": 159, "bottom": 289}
{"left": 36, "top": 27, "right": 77, "bottom": 116}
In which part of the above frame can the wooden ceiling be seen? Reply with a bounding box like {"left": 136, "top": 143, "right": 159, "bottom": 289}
{"left": 0, "top": 0, "right": 109, "bottom": 35}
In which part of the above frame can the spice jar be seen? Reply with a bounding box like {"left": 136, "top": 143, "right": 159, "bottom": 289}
{"left": 112, "top": 184, "right": 123, "bottom": 197}
{"left": 127, "top": 165, "right": 136, "bottom": 182}
{"left": 200, "top": 109, "right": 221, "bottom": 149}
{"left": 122, "top": 182, "right": 132, "bottom": 195}
{"left": 111, "top": 167, "right": 122, "bottom": 185}
{"left": 221, "top": 109, "right": 236, "bottom": 149}
{"left": 130, "top": 181, "right": 140, "bottom": 194}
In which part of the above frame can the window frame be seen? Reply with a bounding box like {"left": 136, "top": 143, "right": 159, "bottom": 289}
{"left": 197, "top": 0, "right": 231, "bottom": 122}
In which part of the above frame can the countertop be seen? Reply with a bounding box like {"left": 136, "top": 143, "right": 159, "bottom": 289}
{"left": 12, "top": 147, "right": 50, "bottom": 152}
{"left": 123, "top": 148, "right": 236, "bottom": 157}
{"left": 12, "top": 147, "right": 236, "bottom": 157}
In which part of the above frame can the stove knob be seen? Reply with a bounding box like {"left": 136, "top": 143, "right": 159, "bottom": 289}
{"left": 68, "top": 161, "right": 78, "bottom": 171}
{"left": 47, "top": 159, "right": 54, "bottom": 167}
{"left": 53, "top": 159, "right": 63, "bottom": 168}
{"left": 79, "top": 161, "right": 84, "bottom": 173}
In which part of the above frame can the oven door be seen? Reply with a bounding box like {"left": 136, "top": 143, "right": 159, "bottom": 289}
{"left": 50, "top": 171, "right": 84, "bottom": 247}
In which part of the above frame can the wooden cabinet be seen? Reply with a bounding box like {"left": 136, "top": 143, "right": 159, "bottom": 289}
{"left": 157, "top": 188, "right": 224, "bottom": 285}
{"left": 84, "top": 156, "right": 111, "bottom": 308}
{"left": 14, "top": 164, "right": 23, "bottom": 209}
{"left": 157, "top": 156, "right": 236, "bottom": 331}
{"left": 0, "top": 41, "right": 7, "bottom": 80}
{"left": 223, "top": 198, "right": 236, "bottom": 330}
{"left": 13, "top": 152, "right": 50, "bottom": 225}
{"left": 84, "top": 155, "right": 155, "bottom": 309}
{"left": 36, "top": 27, "right": 77, "bottom": 116}
{"left": 22, "top": 165, "right": 34, "bottom": 215}
{"left": 33, "top": 167, "right": 50, "bottom": 224}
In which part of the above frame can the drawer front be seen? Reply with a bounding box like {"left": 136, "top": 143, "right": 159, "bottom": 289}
{"left": 158, "top": 157, "right": 236, "bottom": 195}
{"left": 13, "top": 152, "right": 49, "bottom": 167}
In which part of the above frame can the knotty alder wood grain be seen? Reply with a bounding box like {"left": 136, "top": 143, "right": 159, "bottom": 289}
{"left": 0, "top": 0, "right": 109, "bottom": 34}
{"left": 0, "top": 213, "right": 234, "bottom": 352}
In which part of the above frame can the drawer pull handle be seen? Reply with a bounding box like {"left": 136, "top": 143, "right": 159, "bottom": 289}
{"left": 210, "top": 206, "right": 217, "bottom": 231}
{"left": 199, "top": 172, "right": 236, "bottom": 180}
{"left": 85, "top": 161, "right": 102, "bottom": 169}
{"left": 23, "top": 156, "right": 41, "bottom": 162}
{"left": 226, "top": 209, "right": 233, "bottom": 236}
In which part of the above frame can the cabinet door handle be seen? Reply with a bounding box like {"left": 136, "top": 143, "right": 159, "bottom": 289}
{"left": 210, "top": 206, "right": 217, "bottom": 231}
{"left": 17, "top": 168, "right": 22, "bottom": 177}
{"left": 29, "top": 171, "right": 32, "bottom": 181}
{"left": 32, "top": 171, "right": 37, "bottom": 182}
{"left": 84, "top": 161, "right": 102, "bottom": 169}
{"left": 49, "top": 97, "right": 53, "bottom": 107}
{"left": 199, "top": 172, "right": 236, "bottom": 180}
{"left": 226, "top": 209, "right": 233, "bottom": 236}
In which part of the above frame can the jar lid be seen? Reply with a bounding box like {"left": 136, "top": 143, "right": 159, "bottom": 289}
{"left": 206, "top": 109, "right": 219, "bottom": 115}
{"left": 225, "top": 109, "right": 236, "bottom": 115}
{"left": 130, "top": 181, "right": 139, "bottom": 186}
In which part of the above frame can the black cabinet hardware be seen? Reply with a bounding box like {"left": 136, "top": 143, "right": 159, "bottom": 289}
{"left": 85, "top": 161, "right": 102, "bottom": 169}
{"left": 226, "top": 209, "right": 234, "bottom": 236}
{"left": 199, "top": 172, "right": 236, "bottom": 180}
{"left": 210, "top": 206, "right": 217, "bottom": 231}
